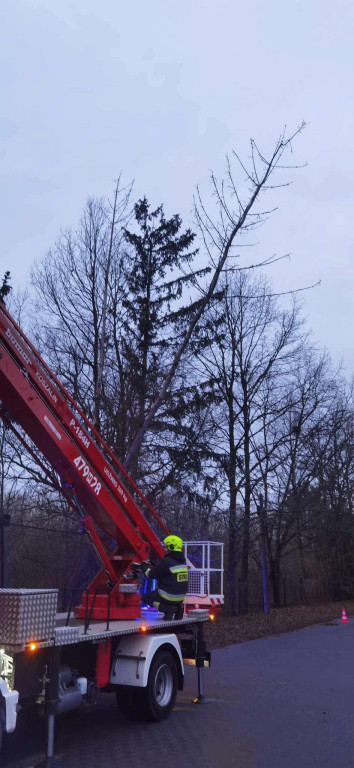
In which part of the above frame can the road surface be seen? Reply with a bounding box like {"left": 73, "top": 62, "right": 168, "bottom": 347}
{"left": 2, "top": 617, "right": 354, "bottom": 767}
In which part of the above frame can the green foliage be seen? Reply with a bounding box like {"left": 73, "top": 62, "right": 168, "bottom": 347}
{"left": 122, "top": 197, "right": 200, "bottom": 361}
{"left": 120, "top": 197, "right": 209, "bottom": 479}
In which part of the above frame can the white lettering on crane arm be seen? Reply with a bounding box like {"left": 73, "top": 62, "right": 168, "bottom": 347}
{"left": 73, "top": 455, "right": 101, "bottom": 496}
{"left": 69, "top": 418, "right": 90, "bottom": 449}
{"left": 103, "top": 466, "right": 128, "bottom": 504}
{"left": 5, "top": 328, "right": 32, "bottom": 367}
{"left": 44, "top": 414, "right": 62, "bottom": 441}
{"left": 35, "top": 371, "right": 58, "bottom": 403}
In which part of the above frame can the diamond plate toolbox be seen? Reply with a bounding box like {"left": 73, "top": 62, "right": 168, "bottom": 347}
{"left": 0, "top": 588, "right": 58, "bottom": 645}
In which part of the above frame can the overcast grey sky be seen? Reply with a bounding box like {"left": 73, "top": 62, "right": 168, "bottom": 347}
{"left": 1, "top": 0, "right": 353, "bottom": 370}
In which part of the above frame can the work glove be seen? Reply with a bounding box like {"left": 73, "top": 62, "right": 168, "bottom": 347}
{"left": 131, "top": 562, "right": 142, "bottom": 579}
{"left": 140, "top": 561, "right": 151, "bottom": 576}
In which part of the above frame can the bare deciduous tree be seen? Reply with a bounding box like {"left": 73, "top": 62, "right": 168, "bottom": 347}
{"left": 123, "top": 124, "right": 306, "bottom": 472}
{"left": 194, "top": 271, "right": 304, "bottom": 613}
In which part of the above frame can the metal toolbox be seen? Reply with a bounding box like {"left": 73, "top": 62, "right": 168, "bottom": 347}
{"left": 0, "top": 589, "right": 58, "bottom": 645}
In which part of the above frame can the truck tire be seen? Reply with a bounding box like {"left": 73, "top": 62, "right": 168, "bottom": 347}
{"left": 116, "top": 649, "right": 178, "bottom": 722}
{"left": 116, "top": 686, "right": 139, "bottom": 719}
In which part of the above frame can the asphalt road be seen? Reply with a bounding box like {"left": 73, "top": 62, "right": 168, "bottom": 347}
{"left": 3, "top": 617, "right": 354, "bottom": 768}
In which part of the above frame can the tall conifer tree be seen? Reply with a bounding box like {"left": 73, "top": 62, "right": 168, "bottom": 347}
{"left": 122, "top": 197, "right": 205, "bottom": 481}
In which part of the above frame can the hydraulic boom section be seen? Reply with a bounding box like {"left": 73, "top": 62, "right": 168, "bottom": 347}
{"left": 0, "top": 304, "right": 168, "bottom": 619}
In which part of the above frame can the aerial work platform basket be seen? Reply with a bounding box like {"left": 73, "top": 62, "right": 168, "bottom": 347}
{"left": 184, "top": 540, "right": 224, "bottom": 611}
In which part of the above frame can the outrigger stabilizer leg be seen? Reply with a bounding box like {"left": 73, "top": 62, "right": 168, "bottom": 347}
{"left": 192, "top": 622, "right": 209, "bottom": 704}
{"left": 35, "top": 647, "right": 64, "bottom": 767}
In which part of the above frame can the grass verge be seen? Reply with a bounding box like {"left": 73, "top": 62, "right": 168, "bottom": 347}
{"left": 204, "top": 599, "right": 354, "bottom": 649}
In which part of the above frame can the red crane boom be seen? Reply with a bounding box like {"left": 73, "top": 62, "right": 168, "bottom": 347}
{"left": 0, "top": 304, "right": 169, "bottom": 619}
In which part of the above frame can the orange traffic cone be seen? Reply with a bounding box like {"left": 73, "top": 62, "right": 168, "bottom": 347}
{"left": 341, "top": 609, "right": 348, "bottom": 623}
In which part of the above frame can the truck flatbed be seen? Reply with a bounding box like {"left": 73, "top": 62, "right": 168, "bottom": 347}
{"left": 3, "top": 609, "right": 209, "bottom": 653}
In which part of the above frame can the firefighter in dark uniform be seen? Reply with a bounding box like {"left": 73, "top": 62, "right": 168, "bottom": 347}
{"left": 141, "top": 535, "right": 188, "bottom": 620}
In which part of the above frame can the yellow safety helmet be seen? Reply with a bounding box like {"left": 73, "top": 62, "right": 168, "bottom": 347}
{"left": 163, "top": 535, "right": 183, "bottom": 552}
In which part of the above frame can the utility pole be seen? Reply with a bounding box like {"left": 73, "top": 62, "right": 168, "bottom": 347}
{"left": 0, "top": 415, "right": 11, "bottom": 588}
{"left": 0, "top": 511, "right": 10, "bottom": 588}
{"left": 258, "top": 493, "right": 269, "bottom": 614}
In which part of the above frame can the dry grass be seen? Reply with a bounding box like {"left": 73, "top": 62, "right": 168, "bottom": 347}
{"left": 204, "top": 600, "right": 354, "bottom": 649}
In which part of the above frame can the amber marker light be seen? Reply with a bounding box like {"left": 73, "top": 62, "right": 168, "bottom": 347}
{"left": 209, "top": 613, "right": 215, "bottom": 621}
{"left": 28, "top": 642, "right": 38, "bottom": 652}
{"left": 139, "top": 625, "right": 148, "bottom": 634}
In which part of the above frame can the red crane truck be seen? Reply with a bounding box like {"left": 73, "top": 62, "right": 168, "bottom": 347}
{"left": 0, "top": 304, "right": 220, "bottom": 765}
